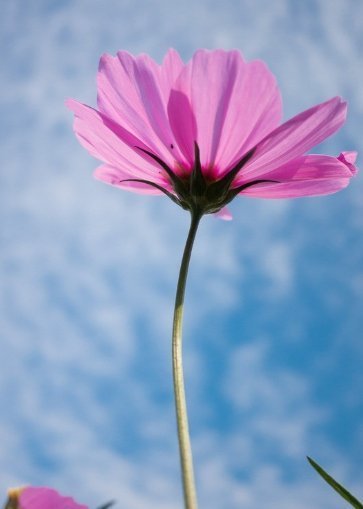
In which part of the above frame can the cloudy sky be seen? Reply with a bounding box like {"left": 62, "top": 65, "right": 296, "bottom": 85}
{"left": 1, "top": 1, "right": 363, "bottom": 508}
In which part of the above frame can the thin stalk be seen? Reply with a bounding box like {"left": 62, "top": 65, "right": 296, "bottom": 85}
{"left": 172, "top": 210, "right": 202, "bottom": 509}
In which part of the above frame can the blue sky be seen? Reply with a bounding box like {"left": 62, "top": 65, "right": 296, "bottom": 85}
{"left": 1, "top": 1, "right": 363, "bottom": 508}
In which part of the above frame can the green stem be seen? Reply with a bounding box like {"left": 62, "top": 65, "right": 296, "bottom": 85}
{"left": 172, "top": 210, "right": 202, "bottom": 509}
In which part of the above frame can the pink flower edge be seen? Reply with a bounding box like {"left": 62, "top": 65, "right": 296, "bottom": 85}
{"left": 19, "top": 487, "right": 88, "bottom": 509}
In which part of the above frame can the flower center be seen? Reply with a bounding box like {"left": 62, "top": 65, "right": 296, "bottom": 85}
{"left": 122, "top": 143, "right": 278, "bottom": 216}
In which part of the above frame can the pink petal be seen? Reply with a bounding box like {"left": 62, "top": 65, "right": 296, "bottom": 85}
{"left": 167, "top": 89, "right": 197, "bottom": 167}
{"left": 19, "top": 487, "right": 87, "bottom": 509}
{"left": 66, "top": 99, "right": 169, "bottom": 186}
{"left": 258, "top": 154, "right": 354, "bottom": 180}
{"left": 158, "top": 49, "right": 185, "bottom": 100}
{"left": 168, "top": 49, "right": 243, "bottom": 167}
{"left": 213, "top": 60, "right": 282, "bottom": 174}
{"left": 240, "top": 97, "right": 347, "bottom": 180}
{"left": 239, "top": 154, "right": 355, "bottom": 198}
{"left": 240, "top": 179, "right": 351, "bottom": 198}
{"left": 214, "top": 206, "right": 233, "bottom": 220}
{"left": 97, "top": 50, "right": 184, "bottom": 165}
{"left": 97, "top": 51, "right": 150, "bottom": 135}
{"left": 337, "top": 151, "right": 358, "bottom": 175}
{"left": 94, "top": 164, "right": 170, "bottom": 194}
{"left": 167, "top": 50, "right": 282, "bottom": 173}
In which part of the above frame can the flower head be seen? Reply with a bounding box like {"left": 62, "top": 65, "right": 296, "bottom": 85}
{"left": 67, "top": 49, "right": 357, "bottom": 218}
{"left": 5, "top": 487, "right": 88, "bottom": 509}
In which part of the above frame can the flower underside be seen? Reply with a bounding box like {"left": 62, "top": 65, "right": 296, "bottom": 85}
{"left": 66, "top": 49, "right": 358, "bottom": 218}
{"left": 121, "top": 142, "right": 277, "bottom": 216}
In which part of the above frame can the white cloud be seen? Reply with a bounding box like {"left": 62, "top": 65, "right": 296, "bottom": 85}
{"left": 223, "top": 341, "right": 324, "bottom": 457}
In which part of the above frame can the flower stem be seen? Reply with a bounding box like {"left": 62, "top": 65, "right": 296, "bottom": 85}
{"left": 172, "top": 210, "right": 202, "bottom": 509}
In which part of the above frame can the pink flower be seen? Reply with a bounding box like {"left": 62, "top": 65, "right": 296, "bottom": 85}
{"left": 4, "top": 487, "right": 88, "bottom": 509}
{"left": 66, "top": 49, "right": 357, "bottom": 219}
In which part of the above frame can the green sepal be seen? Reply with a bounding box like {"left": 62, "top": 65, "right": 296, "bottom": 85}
{"left": 205, "top": 146, "right": 256, "bottom": 201}
{"left": 189, "top": 142, "right": 207, "bottom": 197}
{"left": 307, "top": 456, "right": 363, "bottom": 509}
{"left": 135, "top": 146, "right": 188, "bottom": 198}
{"left": 225, "top": 179, "right": 279, "bottom": 202}
{"left": 119, "top": 178, "right": 181, "bottom": 206}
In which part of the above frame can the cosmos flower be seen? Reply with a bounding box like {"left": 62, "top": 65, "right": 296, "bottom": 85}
{"left": 5, "top": 487, "right": 88, "bottom": 509}
{"left": 66, "top": 49, "right": 357, "bottom": 219}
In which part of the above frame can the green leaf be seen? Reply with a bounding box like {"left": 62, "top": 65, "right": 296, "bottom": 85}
{"left": 307, "top": 456, "right": 363, "bottom": 509}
